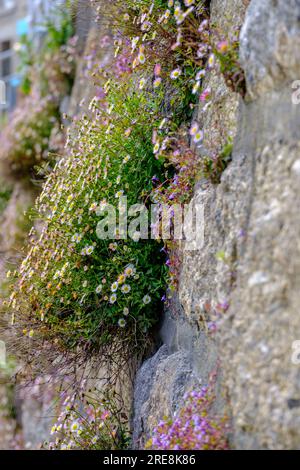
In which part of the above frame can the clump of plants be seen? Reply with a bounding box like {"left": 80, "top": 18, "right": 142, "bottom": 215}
{"left": 202, "top": 137, "right": 233, "bottom": 184}
{"left": 18, "top": 7, "right": 76, "bottom": 97}
{"left": 146, "top": 386, "right": 229, "bottom": 450}
{"left": 213, "top": 33, "right": 246, "bottom": 97}
{"left": 0, "top": 181, "right": 12, "bottom": 216}
{"left": 47, "top": 391, "right": 129, "bottom": 450}
{"left": 8, "top": 0, "right": 245, "bottom": 362}
{"left": 3, "top": 0, "right": 247, "bottom": 450}
{"left": 0, "top": 92, "right": 59, "bottom": 177}
{"left": 8, "top": 1, "right": 212, "bottom": 355}
{"left": 8, "top": 79, "right": 167, "bottom": 355}
{"left": 0, "top": 7, "right": 77, "bottom": 180}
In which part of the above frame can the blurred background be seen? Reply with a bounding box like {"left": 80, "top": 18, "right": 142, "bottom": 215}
{"left": 0, "top": 0, "right": 80, "bottom": 449}
{"left": 0, "top": 0, "right": 65, "bottom": 118}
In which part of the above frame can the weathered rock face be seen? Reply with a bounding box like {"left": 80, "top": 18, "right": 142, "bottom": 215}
{"left": 133, "top": 0, "right": 300, "bottom": 449}
{"left": 132, "top": 303, "right": 223, "bottom": 449}
{"left": 240, "top": 0, "right": 300, "bottom": 100}
{"left": 220, "top": 0, "right": 300, "bottom": 450}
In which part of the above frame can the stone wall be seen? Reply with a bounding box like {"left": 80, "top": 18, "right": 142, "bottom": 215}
{"left": 2, "top": 0, "right": 300, "bottom": 451}
{"left": 133, "top": 0, "right": 300, "bottom": 450}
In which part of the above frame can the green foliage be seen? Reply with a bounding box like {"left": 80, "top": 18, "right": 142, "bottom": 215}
{"left": 202, "top": 137, "right": 233, "bottom": 184}
{"left": 8, "top": 0, "right": 236, "bottom": 360}
{"left": 47, "top": 391, "right": 130, "bottom": 450}
{"left": 1, "top": 7, "right": 76, "bottom": 180}
{"left": 0, "top": 356, "right": 17, "bottom": 421}
{"left": 0, "top": 182, "right": 12, "bottom": 216}
{"left": 10, "top": 80, "right": 167, "bottom": 352}
{"left": 18, "top": 7, "right": 75, "bottom": 96}
{"left": 43, "top": 9, "right": 74, "bottom": 52}
{"left": 214, "top": 39, "right": 246, "bottom": 96}
{"left": 0, "top": 93, "right": 60, "bottom": 177}
{"left": 17, "top": 35, "right": 34, "bottom": 95}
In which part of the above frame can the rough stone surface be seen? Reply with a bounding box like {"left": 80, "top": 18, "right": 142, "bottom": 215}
{"left": 133, "top": 0, "right": 300, "bottom": 450}
{"left": 240, "top": 0, "right": 300, "bottom": 100}
{"left": 132, "top": 308, "right": 221, "bottom": 449}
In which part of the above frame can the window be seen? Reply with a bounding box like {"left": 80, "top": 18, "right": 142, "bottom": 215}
{"left": 0, "top": 40, "right": 14, "bottom": 112}
{"left": 1, "top": 41, "right": 11, "bottom": 52}
{"left": 0, "top": 41, "right": 12, "bottom": 79}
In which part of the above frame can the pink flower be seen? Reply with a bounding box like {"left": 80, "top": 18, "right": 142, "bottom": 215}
{"left": 217, "top": 40, "right": 229, "bottom": 53}
{"left": 200, "top": 87, "right": 211, "bottom": 102}
{"left": 154, "top": 63, "right": 161, "bottom": 76}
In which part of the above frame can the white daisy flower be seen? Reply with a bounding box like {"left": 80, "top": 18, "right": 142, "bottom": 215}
{"left": 196, "top": 69, "right": 206, "bottom": 80}
{"left": 96, "top": 285, "right": 102, "bottom": 294}
{"left": 189, "top": 122, "right": 199, "bottom": 136}
{"left": 170, "top": 68, "right": 181, "bottom": 79}
{"left": 50, "top": 425, "right": 57, "bottom": 435}
{"left": 143, "top": 295, "right": 151, "bottom": 305}
{"left": 121, "top": 284, "right": 131, "bottom": 294}
{"left": 153, "top": 77, "right": 162, "bottom": 88}
{"left": 208, "top": 53, "right": 215, "bottom": 68}
{"left": 86, "top": 246, "right": 94, "bottom": 255}
{"left": 123, "top": 155, "right": 131, "bottom": 164}
{"left": 193, "top": 130, "right": 204, "bottom": 143}
{"left": 111, "top": 282, "right": 118, "bottom": 292}
{"left": 118, "top": 318, "right": 126, "bottom": 328}
{"left": 153, "top": 142, "right": 160, "bottom": 154}
{"left": 89, "top": 202, "right": 98, "bottom": 212}
{"left": 138, "top": 52, "right": 145, "bottom": 64}
{"left": 125, "top": 264, "right": 136, "bottom": 277}
{"left": 192, "top": 81, "right": 200, "bottom": 94}
{"left": 139, "top": 78, "right": 146, "bottom": 89}
{"left": 70, "top": 421, "right": 80, "bottom": 433}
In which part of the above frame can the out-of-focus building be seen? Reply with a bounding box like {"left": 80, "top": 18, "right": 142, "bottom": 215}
{"left": 27, "top": 0, "right": 65, "bottom": 44}
{"left": 0, "top": 0, "right": 65, "bottom": 115}
{"left": 0, "top": 0, "right": 27, "bottom": 112}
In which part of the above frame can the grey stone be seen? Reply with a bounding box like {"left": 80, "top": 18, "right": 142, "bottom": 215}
{"left": 240, "top": 0, "right": 300, "bottom": 100}
{"left": 133, "top": 0, "right": 300, "bottom": 450}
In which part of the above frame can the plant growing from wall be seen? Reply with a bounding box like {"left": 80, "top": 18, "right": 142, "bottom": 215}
{"left": 145, "top": 386, "right": 229, "bottom": 450}
{"left": 8, "top": 0, "right": 213, "bottom": 356}
{"left": 0, "top": 7, "right": 77, "bottom": 181}
{"left": 212, "top": 28, "right": 246, "bottom": 97}
{"left": 8, "top": 79, "right": 168, "bottom": 356}
{"left": 2, "top": 0, "right": 249, "bottom": 450}
{"left": 18, "top": 7, "right": 76, "bottom": 97}
{"left": 7, "top": 0, "right": 246, "bottom": 398}
{"left": 47, "top": 390, "right": 129, "bottom": 450}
